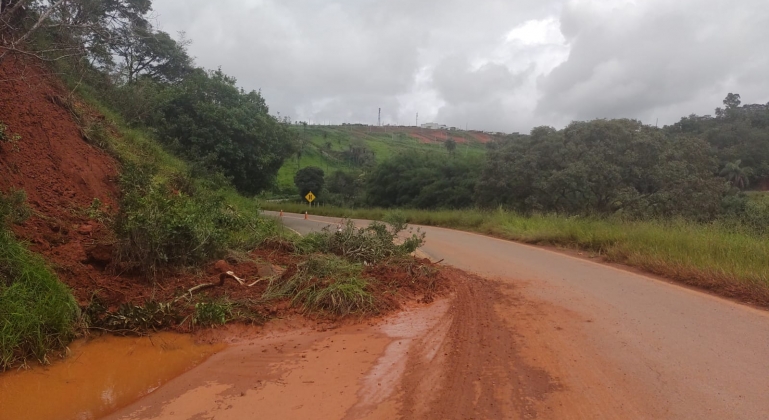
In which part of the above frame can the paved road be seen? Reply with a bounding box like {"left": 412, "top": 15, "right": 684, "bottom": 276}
{"left": 269, "top": 211, "right": 769, "bottom": 419}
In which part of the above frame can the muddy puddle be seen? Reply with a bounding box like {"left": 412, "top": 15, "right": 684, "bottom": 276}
{"left": 102, "top": 300, "right": 454, "bottom": 420}
{"left": 0, "top": 333, "right": 224, "bottom": 420}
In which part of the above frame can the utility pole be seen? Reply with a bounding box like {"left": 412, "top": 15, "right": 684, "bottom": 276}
{"left": 378, "top": 108, "right": 381, "bottom": 127}
{"left": 416, "top": 112, "right": 419, "bottom": 127}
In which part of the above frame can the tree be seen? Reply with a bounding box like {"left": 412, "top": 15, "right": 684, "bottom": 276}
{"left": 720, "top": 160, "right": 751, "bottom": 189}
{"left": 669, "top": 93, "right": 769, "bottom": 186}
{"left": 294, "top": 167, "right": 325, "bottom": 200}
{"left": 366, "top": 153, "right": 481, "bottom": 209}
{"left": 0, "top": 0, "right": 155, "bottom": 65}
{"left": 724, "top": 93, "right": 742, "bottom": 110}
{"left": 476, "top": 120, "right": 727, "bottom": 220}
{"left": 150, "top": 68, "right": 297, "bottom": 195}
{"left": 445, "top": 138, "right": 457, "bottom": 156}
{"left": 109, "top": 25, "right": 193, "bottom": 84}
{"left": 327, "top": 170, "right": 362, "bottom": 205}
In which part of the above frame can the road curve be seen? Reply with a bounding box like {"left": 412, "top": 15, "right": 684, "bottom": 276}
{"left": 270, "top": 211, "right": 769, "bottom": 420}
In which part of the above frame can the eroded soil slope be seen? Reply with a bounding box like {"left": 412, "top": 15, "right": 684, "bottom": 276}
{"left": 0, "top": 55, "right": 120, "bottom": 304}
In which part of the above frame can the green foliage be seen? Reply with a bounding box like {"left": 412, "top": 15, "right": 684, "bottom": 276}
{"left": 366, "top": 153, "right": 482, "bottom": 209}
{"left": 476, "top": 120, "right": 728, "bottom": 220}
{"left": 148, "top": 69, "right": 297, "bottom": 195}
{"left": 326, "top": 170, "right": 364, "bottom": 206}
{"left": 0, "top": 121, "right": 21, "bottom": 150}
{"left": 720, "top": 160, "right": 752, "bottom": 190}
{"left": 263, "top": 255, "right": 376, "bottom": 316}
{"left": 0, "top": 189, "right": 31, "bottom": 225}
{"left": 87, "top": 299, "right": 178, "bottom": 333}
{"left": 110, "top": 25, "right": 193, "bottom": 84}
{"left": 669, "top": 93, "right": 769, "bottom": 185}
{"left": 114, "top": 163, "right": 264, "bottom": 277}
{"left": 294, "top": 166, "right": 325, "bottom": 200}
{"left": 445, "top": 138, "right": 457, "bottom": 155}
{"left": 297, "top": 218, "right": 425, "bottom": 264}
{"left": 193, "top": 300, "right": 234, "bottom": 326}
{"left": 0, "top": 193, "right": 78, "bottom": 370}
{"left": 722, "top": 193, "right": 769, "bottom": 236}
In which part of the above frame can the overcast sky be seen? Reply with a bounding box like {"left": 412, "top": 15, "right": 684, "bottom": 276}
{"left": 151, "top": 0, "right": 769, "bottom": 133}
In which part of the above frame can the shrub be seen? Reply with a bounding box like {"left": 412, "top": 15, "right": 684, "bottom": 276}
{"left": 114, "top": 162, "right": 279, "bottom": 277}
{"left": 193, "top": 300, "right": 233, "bottom": 326}
{"left": 0, "top": 190, "right": 31, "bottom": 225}
{"left": 114, "top": 164, "right": 237, "bottom": 276}
{"left": 296, "top": 218, "right": 425, "bottom": 264}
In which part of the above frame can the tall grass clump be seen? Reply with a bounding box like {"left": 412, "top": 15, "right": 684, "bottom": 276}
{"left": 0, "top": 191, "right": 78, "bottom": 370}
{"left": 263, "top": 255, "right": 376, "bottom": 316}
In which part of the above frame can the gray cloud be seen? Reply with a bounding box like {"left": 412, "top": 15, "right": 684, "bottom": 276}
{"left": 537, "top": 0, "right": 769, "bottom": 125}
{"left": 151, "top": 0, "right": 769, "bottom": 132}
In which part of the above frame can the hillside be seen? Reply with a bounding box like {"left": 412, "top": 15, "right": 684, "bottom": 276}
{"left": 0, "top": 55, "right": 122, "bottom": 304}
{"left": 273, "top": 125, "right": 498, "bottom": 195}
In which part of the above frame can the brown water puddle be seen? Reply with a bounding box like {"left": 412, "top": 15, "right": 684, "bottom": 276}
{"left": 0, "top": 333, "right": 224, "bottom": 420}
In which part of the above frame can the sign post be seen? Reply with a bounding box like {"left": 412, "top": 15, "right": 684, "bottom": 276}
{"left": 305, "top": 191, "right": 316, "bottom": 206}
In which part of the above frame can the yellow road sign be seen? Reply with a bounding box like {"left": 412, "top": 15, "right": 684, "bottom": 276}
{"left": 305, "top": 191, "right": 316, "bottom": 203}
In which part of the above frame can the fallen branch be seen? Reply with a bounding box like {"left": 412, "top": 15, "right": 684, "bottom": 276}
{"left": 173, "top": 282, "right": 215, "bottom": 303}
{"left": 219, "top": 271, "right": 245, "bottom": 286}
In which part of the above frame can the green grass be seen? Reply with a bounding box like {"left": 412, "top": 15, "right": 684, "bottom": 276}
{"left": 0, "top": 227, "right": 79, "bottom": 370}
{"left": 263, "top": 255, "right": 376, "bottom": 316}
{"left": 262, "top": 202, "right": 769, "bottom": 302}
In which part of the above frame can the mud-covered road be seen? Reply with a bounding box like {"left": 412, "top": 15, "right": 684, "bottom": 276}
{"left": 101, "top": 212, "right": 769, "bottom": 420}
{"left": 269, "top": 212, "right": 769, "bottom": 419}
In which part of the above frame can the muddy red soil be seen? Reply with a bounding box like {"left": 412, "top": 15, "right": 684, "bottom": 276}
{"left": 0, "top": 55, "right": 122, "bottom": 304}
{"left": 102, "top": 270, "right": 572, "bottom": 420}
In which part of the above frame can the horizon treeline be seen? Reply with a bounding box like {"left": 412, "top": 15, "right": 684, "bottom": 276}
{"left": 312, "top": 94, "right": 768, "bottom": 233}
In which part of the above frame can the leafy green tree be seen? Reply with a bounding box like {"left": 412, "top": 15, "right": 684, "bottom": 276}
{"left": 294, "top": 166, "right": 325, "bottom": 200}
{"left": 150, "top": 68, "right": 297, "bottom": 195}
{"left": 668, "top": 93, "right": 769, "bottom": 187}
{"left": 477, "top": 120, "right": 727, "bottom": 220}
{"left": 110, "top": 25, "right": 193, "bottom": 84}
{"left": 366, "top": 153, "right": 480, "bottom": 209}
{"left": 720, "top": 160, "right": 752, "bottom": 189}
{"left": 724, "top": 93, "right": 742, "bottom": 110}
{"left": 326, "top": 170, "right": 363, "bottom": 205}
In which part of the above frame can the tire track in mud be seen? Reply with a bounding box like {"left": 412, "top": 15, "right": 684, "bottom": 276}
{"left": 399, "top": 270, "right": 562, "bottom": 419}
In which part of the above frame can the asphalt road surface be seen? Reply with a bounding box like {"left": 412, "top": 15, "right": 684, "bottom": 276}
{"left": 269, "top": 211, "right": 769, "bottom": 420}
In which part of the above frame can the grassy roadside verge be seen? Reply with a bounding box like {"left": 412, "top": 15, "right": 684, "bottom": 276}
{"left": 263, "top": 202, "right": 769, "bottom": 305}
